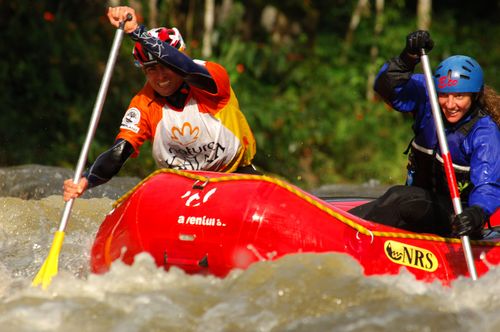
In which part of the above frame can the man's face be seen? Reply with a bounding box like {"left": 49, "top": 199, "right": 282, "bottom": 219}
{"left": 144, "top": 63, "right": 183, "bottom": 97}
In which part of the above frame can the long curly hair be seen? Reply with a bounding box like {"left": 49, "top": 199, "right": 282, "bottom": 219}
{"left": 479, "top": 85, "right": 500, "bottom": 126}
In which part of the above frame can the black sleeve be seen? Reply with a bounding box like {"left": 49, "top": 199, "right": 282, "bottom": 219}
{"left": 129, "top": 25, "right": 217, "bottom": 94}
{"left": 83, "top": 139, "right": 135, "bottom": 189}
{"left": 374, "top": 52, "right": 420, "bottom": 102}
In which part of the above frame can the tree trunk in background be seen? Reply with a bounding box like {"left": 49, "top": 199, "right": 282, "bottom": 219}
{"left": 366, "top": 0, "right": 385, "bottom": 101}
{"left": 344, "top": 0, "right": 369, "bottom": 48}
{"left": 149, "top": 0, "right": 158, "bottom": 27}
{"left": 127, "top": 0, "right": 143, "bottom": 22}
{"left": 219, "top": 0, "right": 233, "bottom": 24}
{"left": 186, "top": 0, "right": 195, "bottom": 43}
{"left": 417, "top": 0, "right": 432, "bottom": 30}
{"left": 168, "top": 0, "right": 183, "bottom": 28}
{"left": 202, "top": 0, "right": 215, "bottom": 58}
{"left": 342, "top": 0, "right": 369, "bottom": 63}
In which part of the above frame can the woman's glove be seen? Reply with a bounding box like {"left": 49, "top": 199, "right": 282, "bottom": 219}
{"left": 450, "top": 206, "right": 487, "bottom": 237}
{"left": 404, "top": 30, "right": 434, "bottom": 55}
{"left": 398, "top": 30, "right": 434, "bottom": 70}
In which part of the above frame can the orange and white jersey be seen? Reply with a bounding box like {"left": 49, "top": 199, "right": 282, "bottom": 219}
{"left": 116, "top": 61, "right": 256, "bottom": 172}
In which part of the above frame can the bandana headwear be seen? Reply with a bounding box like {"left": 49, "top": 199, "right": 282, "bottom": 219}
{"left": 132, "top": 27, "right": 186, "bottom": 67}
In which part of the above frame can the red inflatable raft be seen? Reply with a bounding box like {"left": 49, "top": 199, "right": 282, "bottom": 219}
{"left": 90, "top": 169, "right": 500, "bottom": 285}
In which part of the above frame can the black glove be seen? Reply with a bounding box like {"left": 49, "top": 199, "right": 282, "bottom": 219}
{"left": 451, "top": 206, "right": 487, "bottom": 237}
{"left": 404, "top": 30, "right": 434, "bottom": 55}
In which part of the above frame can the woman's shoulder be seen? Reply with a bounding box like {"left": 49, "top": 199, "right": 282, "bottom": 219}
{"left": 475, "top": 114, "right": 499, "bottom": 130}
{"left": 468, "top": 115, "right": 500, "bottom": 147}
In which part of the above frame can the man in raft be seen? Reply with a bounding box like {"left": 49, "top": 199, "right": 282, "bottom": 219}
{"left": 64, "top": 6, "right": 259, "bottom": 201}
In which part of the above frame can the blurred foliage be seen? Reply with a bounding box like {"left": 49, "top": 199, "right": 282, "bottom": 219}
{"left": 0, "top": 0, "right": 499, "bottom": 189}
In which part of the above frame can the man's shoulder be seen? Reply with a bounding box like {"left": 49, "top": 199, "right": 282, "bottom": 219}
{"left": 130, "top": 83, "right": 156, "bottom": 106}
{"left": 193, "top": 60, "right": 227, "bottom": 75}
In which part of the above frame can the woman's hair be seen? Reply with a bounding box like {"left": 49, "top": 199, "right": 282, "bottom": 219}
{"left": 478, "top": 85, "right": 500, "bottom": 126}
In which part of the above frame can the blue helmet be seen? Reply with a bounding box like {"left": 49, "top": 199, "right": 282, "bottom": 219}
{"left": 433, "top": 55, "right": 484, "bottom": 93}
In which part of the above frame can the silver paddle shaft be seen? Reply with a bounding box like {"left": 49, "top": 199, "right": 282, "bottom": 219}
{"left": 420, "top": 50, "right": 478, "bottom": 280}
{"left": 58, "top": 22, "right": 128, "bottom": 232}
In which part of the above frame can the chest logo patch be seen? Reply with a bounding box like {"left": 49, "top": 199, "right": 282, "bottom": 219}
{"left": 171, "top": 122, "right": 200, "bottom": 146}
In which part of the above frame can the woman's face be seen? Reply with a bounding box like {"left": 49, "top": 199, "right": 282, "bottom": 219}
{"left": 144, "top": 63, "right": 183, "bottom": 97}
{"left": 437, "top": 92, "right": 473, "bottom": 123}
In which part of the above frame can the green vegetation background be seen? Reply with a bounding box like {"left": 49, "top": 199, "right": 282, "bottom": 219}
{"left": 1, "top": 1, "right": 499, "bottom": 190}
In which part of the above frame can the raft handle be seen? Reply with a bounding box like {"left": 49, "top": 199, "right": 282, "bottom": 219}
{"left": 163, "top": 252, "right": 209, "bottom": 268}
{"left": 192, "top": 179, "right": 209, "bottom": 190}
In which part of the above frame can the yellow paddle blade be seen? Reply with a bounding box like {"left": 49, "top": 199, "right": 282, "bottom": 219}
{"left": 32, "top": 230, "right": 65, "bottom": 289}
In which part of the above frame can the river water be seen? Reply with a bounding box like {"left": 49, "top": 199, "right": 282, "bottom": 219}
{"left": 1, "top": 165, "right": 499, "bottom": 332}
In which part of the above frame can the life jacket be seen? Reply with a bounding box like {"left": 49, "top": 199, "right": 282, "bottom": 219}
{"left": 405, "top": 106, "right": 487, "bottom": 207}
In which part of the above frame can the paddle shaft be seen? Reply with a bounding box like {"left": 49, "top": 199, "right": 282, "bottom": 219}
{"left": 420, "top": 50, "right": 478, "bottom": 280}
{"left": 59, "top": 17, "right": 130, "bottom": 232}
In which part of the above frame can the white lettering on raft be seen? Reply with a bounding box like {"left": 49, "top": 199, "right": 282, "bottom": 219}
{"left": 181, "top": 188, "right": 218, "bottom": 207}
{"left": 177, "top": 215, "right": 226, "bottom": 227}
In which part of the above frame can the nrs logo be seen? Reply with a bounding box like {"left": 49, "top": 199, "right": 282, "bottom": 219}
{"left": 384, "top": 240, "right": 438, "bottom": 272}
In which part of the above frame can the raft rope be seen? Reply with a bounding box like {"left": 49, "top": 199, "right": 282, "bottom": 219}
{"left": 113, "top": 169, "right": 500, "bottom": 247}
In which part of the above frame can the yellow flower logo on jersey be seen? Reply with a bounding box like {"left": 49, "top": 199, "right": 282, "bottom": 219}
{"left": 171, "top": 122, "right": 200, "bottom": 146}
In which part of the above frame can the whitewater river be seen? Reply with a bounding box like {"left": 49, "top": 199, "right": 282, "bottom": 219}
{"left": 1, "top": 165, "right": 499, "bottom": 332}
